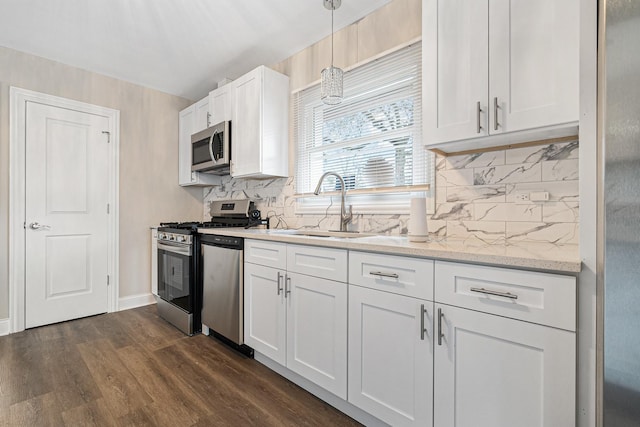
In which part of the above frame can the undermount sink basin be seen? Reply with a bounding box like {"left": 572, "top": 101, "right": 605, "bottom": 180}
{"left": 270, "top": 230, "right": 374, "bottom": 239}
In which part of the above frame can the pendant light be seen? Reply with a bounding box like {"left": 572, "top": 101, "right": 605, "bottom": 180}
{"left": 321, "top": 0, "right": 343, "bottom": 105}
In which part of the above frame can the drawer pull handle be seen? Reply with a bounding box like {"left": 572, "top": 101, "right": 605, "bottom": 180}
{"left": 369, "top": 271, "right": 399, "bottom": 279}
{"left": 470, "top": 287, "right": 518, "bottom": 300}
{"left": 420, "top": 304, "right": 428, "bottom": 340}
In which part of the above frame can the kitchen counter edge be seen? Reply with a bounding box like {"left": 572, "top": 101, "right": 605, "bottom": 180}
{"left": 198, "top": 228, "right": 581, "bottom": 274}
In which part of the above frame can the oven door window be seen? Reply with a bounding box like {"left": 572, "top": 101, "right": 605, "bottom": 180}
{"left": 158, "top": 248, "right": 192, "bottom": 312}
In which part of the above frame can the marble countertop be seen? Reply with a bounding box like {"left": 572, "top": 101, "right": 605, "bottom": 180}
{"left": 198, "top": 228, "right": 582, "bottom": 274}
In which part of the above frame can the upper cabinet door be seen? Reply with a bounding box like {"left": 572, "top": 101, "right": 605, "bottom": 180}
{"left": 489, "top": 0, "right": 579, "bottom": 134}
{"left": 423, "top": 0, "right": 489, "bottom": 144}
{"left": 209, "top": 83, "right": 233, "bottom": 126}
{"left": 193, "top": 96, "right": 210, "bottom": 133}
{"left": 178, "top": 106, "right": 196, "bottom": 185}
{"left": 178, "top": 98, "right": 221, "bottom": 187}
{"left": 232, "top": 68, "right": 263, "bottom": 177}
{"left": 423, "top": 0, "right": 579, "bottom": 152}
{"left": 231, "top": 66, "right": 289, "bottom": 179}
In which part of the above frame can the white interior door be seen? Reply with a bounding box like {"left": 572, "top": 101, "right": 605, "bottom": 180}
{"left": 25, "top": 101, "right": 110, "bottom": 328}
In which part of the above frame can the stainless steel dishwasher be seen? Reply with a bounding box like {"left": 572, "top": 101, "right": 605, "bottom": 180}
{"left": 200, "top": 234, "right": 252, "bottom": 355}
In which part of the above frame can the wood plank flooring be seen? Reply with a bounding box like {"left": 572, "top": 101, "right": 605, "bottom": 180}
{"left": 0, "top": 305, "right": 361, "bottom": 426}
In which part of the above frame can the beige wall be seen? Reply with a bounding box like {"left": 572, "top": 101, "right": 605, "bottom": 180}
{"left": 271, "top": 0, "right": 421, "bottom": 92}
{"left": 0, "top": 46, "right": 204, "bottom": 319}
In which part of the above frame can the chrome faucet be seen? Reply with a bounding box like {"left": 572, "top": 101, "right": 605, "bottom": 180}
{"left": 313, "top": 172, "right": 353, "bottom": 232}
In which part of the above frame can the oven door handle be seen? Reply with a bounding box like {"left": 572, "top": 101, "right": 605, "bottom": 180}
{"left": 158, "top": 241, "right": 192, "bottom": 256}
{"left": 209, "top": 130, "right": 218, "bottom": 163}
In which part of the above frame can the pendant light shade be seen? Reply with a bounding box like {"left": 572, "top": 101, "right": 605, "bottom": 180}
{"left": 321, "top": 66, "right": 343, "bottom": 105}
{"left": 321, "top": 0, "right": 343, "bottom": 105}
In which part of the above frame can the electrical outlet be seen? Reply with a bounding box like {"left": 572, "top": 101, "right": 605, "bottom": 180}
{"left": 514, "top": 192, "right": 530, "bottom": 204}
{"left": 530, "top": 191, "right": 550, "bottom": 202}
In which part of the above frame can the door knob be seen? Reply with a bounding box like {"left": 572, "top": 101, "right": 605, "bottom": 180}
{"left": 29, "top": 222, "right": 51, "bottom": 230}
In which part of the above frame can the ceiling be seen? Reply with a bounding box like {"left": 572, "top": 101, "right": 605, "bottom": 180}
{"left": 0, "top": 0, "right": 389, "bottom": 100}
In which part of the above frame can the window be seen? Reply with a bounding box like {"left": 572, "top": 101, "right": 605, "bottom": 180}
{"left": 294, "top": 42, "right": 434, "bottom": 214}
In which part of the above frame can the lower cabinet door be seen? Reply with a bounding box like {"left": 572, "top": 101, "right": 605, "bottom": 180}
{"left": 286, "top": 272, "right": 347, "bottom": 399}
{"left": 348, "top": 285, "right": 433, "bottom": 427}
{"left": 434, "top": 304, "right": 576, "bottom": 427}
{"left": 243, "top": 263, "right": 286, "bottom": 365}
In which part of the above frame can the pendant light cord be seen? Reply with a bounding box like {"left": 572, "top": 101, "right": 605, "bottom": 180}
{"left": 331, "top": 2, "right": 335, "bottom": 67}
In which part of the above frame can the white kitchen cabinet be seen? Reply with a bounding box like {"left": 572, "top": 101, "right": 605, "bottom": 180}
{"left": 433, "top": 260, "right": 576, "bottom": 427}
{"left": 208, "top": 82, "right": 233, "bottom": 126}
{"left": 244, "top": 240, "right": 348, "bottom": 398}
{"left": 285, "top": 271, "right": 347, "bottom": 398}
{"left": 435, "top": 260, "right": 576, "bottom": 331}
{"left": 244, "top": 262, "right": 287, "bottom": 364}
{"left": 150, "top": 228, "right": 158, "bottom": 296}
{"left": 178, "top": 97, "right": 220, "bottom": 186}
{"left": 423, "top": 0, "right": 579, "bottom": 152}
{"left": 433, "top": 303, "right": 576, "bottom": 427}
{"left": 232, "top": 66, "right": 289, "bottom": 178}
{"left": 194, "top": 96, "right": 211, "bottom": 132}
{"left": 348, "top": 285, "right": 433, "bottom": 427}
{"left": 349, "top": 251, "right": 434, "bottom": 301}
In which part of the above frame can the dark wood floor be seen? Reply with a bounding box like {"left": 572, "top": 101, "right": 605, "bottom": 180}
{"left": 0, "top": 305, "right": 361, "bottom": 426}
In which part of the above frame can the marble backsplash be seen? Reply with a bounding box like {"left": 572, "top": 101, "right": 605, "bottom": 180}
{"left": 203, "top": 140, "right": 579, "bottom": 244}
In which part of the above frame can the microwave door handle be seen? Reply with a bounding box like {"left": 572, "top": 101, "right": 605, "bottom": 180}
{"left": 208, "top": 130, "right": 220, "bottom": 163}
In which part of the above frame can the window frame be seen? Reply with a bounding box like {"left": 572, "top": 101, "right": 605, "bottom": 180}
{"left": 293, "top": 41, "right": 434, "bottom": 215}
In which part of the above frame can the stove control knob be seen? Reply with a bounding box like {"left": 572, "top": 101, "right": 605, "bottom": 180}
{"left": 158, "top": 233, "right": 165, "bottom": 240}
{"left": 178, "top": 236, "right": 186, "bottom": 242}
{"left": 168, "top": 234, "right": 175, "bottom": 241}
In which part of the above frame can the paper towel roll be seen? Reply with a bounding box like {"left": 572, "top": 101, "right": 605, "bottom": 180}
{"left": 409, "top": 197, "right": 428, "bottom": 242}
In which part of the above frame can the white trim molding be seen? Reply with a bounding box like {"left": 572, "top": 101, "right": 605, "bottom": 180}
{"left": 0, "top": 319, "right": 10, "bottom": 336}
{"left": 118, "top": 293, "right": 157, "bottom": 311}
{"left": 9, "top": 87, "right": 120, "bottom": 333}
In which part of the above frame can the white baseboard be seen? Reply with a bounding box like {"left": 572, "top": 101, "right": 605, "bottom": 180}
{"left": 254, "top": 352, "right": 388, "bottom": 427}
{"left": 0, "top": 318, "right": 10, "bottom": 336}
{"left": 118, "top": 293, "right": 157, "bottom": 311}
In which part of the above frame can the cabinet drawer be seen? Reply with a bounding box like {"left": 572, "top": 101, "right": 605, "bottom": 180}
{"left": 349, "top": 251, "right": 434, "bottom": 300}
{"left": 287, "top": 244, "right": 347, "bottom": 283}
{"left": 244, "top": 239, "right": 287, "bottom": 269}
{"left": 435, "top": 261, "right": 576, "bottom": 331}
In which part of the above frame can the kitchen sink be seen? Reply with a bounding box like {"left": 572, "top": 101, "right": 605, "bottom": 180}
{"left": 269, "top": 229, "right": 374, "bottom": 239}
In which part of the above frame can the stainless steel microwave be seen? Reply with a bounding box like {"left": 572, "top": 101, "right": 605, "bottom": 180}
{"left": 191, "top": 120, "right": 231, "bottom": 174}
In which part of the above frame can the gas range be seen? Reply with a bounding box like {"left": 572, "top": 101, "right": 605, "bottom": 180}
{"left": 155, "top": 199, "right": 265, "bottom": 336}
{"left": 157, "top": 199, "right": 266, "bottom": 242}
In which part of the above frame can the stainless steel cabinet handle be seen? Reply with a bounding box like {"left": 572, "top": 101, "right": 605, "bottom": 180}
{"left": 29, "top": 222, "right": 51, "bottom": 230}
{"left": 206, "top": 111, "right": 211, "bottom": 127}
{"left": 494, "top": 97, "right": 499, "bottom": 131}
{"left": 277, "top": 272, "right": 283, "bottom": 295}
{"left": 420, "top": 304, "right": 428, "bottom": 340}
{"left": 437, "top": 308, "right": 444, "bottom": 346}
{"left": 470, "top": 287, "right": 518, "bottom": 300}
{"left": 369, "top": 271, "right": 399, "bottom": 279}
{"left": 285, "top": 276, "right": 292, "bottom": 297}
{"left": 476, "top": 101, "right": 482, "bottom": 134}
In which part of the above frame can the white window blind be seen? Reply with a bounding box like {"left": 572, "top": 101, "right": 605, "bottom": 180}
{"left": 293, "top": 42, "right": 433, "bottom": 213}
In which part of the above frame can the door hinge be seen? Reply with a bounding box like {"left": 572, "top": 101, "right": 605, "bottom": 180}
{"left": 107, "top": 275, "right": 110, "bottom": 286}
{"left": 102, "top": 130, "right": 111, "bottom": 143}
{"left": 107, "top": 203, "right": 110, "bottom": 214}
{"left": 23, "top": 221, "right": 26, "bottom": 229}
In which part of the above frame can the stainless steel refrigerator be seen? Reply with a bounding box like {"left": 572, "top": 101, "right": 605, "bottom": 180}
{"left": 601, "top": 0, "right": 640, "bottom": 425}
